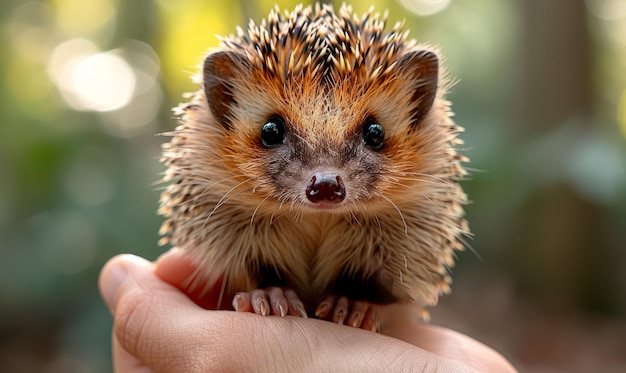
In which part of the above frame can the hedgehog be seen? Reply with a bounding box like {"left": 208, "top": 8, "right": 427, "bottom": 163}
{"left": 158, "top": 3, "right": 469, "bottom": 332}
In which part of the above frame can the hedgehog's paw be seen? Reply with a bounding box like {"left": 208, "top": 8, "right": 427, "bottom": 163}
{"left": 315, "top": 296, "right": 380, "bottom": 332}
{"left": 232, "top": 287, "right": 308, "bottom": 318}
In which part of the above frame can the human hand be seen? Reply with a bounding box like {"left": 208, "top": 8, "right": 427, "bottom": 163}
{"left": 99, "top": 249, "right": 517, "bottom": 372}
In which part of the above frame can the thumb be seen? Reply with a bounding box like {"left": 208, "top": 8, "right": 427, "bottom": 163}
{"left": 98, "top": 254, "right": 209, "bottom": 372}
{"left": 99, "top": 254, "right": 150, "bottom": 313}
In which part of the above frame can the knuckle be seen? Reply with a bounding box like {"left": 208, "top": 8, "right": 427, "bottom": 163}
{"left": 113, "top": 288, "right": 155, "bottom": 357}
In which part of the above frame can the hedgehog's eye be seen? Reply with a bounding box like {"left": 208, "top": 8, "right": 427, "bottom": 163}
{"left": 261, "top": 116, "right": 286, "bottom": 147}
{"left": 362, "top": 119, "right": 384, "bottom": 149}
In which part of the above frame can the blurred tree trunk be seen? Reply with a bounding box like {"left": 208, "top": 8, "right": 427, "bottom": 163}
{"left": 513, "top": 0, "right": 618, "bottom": 315}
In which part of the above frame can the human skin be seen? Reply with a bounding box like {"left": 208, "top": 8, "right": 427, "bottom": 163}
{"left": 98, "top": 249, "right": 518, "bottom": 372}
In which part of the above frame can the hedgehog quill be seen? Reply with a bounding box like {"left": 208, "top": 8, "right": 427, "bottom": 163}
{"left": 158, "top": 3, "right": 469, "bottom": 332}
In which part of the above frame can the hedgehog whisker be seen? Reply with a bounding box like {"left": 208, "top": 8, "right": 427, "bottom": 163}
{"left": 293, "top": 131, "right": 314, "bottom": 150}
{"left": 269, "top": 207, "right": 278, "bottom": 226}
{"left": 348, "top": 210, "right": 360, "bottom": 225}
{"left": 188, "top": 175, "right": 258, "bottom": 206}
{"left": 390, "top": 176, "right": 446, "bottom": 187}
{"left": 205, "top": 174, "right": 257, "bottom": 188}
{"left": 458, "top": 234, "right": 481, "bottom": 260}
{"left": 269, "top": 192, "right": 294, "bottom": 225}
{"left": 292, "top": 203, "right": 301, "bottom": 223}
{"left": 373, "top": 211, "right": 383, "bottom": 236}
{"left": 291, "top": 198, "right": 305, "bottom": 222}
{"left": 354, "top": 199, "right": 383, "bottom": 236}
{"left": 212, "top": 186, "right": 256, "bottom": 215}
{"left": 395, "top": 171, "right": 447, "bottom": 184}
{"left": 277, "top": 196, "right": 287, "bottom": 211}
{"left": 270, "top": 193, "right": 293, "bottom": 225}
{"left": 196, "top": 187, "right": 256, "bottom": 233}
{"left": 201, "top": 178, "right": 256, "bottom": 230}
{"left": 379, "top": 194, "right": 408, "bottom": 235}
{"left": 384, "top": 180, "right": 432, "bottom": 202}
{"left": 213, "top": 177, "right": 257, "bottom": 208}
{"left": 250, "top": 194, "right": 273, "bottom": 228}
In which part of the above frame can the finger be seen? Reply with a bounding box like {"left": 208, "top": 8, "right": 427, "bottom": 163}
{"left": 155, "top": 248, "right": 225, "bottom": 310}
{"left": 154, "top": 247, "right": 196, "bottom": 287}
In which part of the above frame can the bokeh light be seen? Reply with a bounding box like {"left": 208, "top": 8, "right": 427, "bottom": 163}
{"left": 585, "top": 0, "right": 626, "bottom": 21}
{"left": 99, "top": 40, "right": 163, "bottom": 137}
{"left": 52, "top": 0, "right": 116, "bottom": 38}
{"left": 70, "top": 52, "right": 135, "bottom": 111}
{"left": 46, "top": 38, "right": 163, "bottom": 136}
{"left": 398, "top": 0, "right": 451, "bottom": 16}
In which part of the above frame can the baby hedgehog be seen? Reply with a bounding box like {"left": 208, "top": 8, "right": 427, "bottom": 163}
{"left": 158, "top": 3, "right": 469, "bottom": 332}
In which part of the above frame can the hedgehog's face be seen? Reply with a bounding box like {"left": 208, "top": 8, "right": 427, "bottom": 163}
{"left": 254, "top": 101, "right": 387, "bottom": 211}
{"left": 202, "top": 47, "right": 443, "bottom": 215}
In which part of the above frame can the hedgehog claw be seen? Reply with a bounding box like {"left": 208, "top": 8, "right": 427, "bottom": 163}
{"left": 233, "top": 287, "right": 308, "bottom": 318}
{"left": 315, "top": 295, "right": 380, "bottom": 331}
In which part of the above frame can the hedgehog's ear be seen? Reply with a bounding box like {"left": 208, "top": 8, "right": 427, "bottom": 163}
{"left": 203, "top": 51, "right": 250, "bottom": 129}
{"left": 398, "top": 50, "right": 439, "bottom": 126}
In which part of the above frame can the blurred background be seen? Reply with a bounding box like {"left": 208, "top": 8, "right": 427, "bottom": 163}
{"left": 1, "top": 0, "right": 625, "bottom": 371}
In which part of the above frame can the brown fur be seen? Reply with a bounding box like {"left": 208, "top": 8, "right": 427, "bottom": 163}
{"left": 159, "top": 3, "right": 469, "bottom": 318}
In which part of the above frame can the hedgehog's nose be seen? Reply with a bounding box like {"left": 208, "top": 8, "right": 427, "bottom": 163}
{"left": 306, "top": 173, "right": 346, "bottom": 204}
